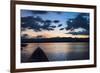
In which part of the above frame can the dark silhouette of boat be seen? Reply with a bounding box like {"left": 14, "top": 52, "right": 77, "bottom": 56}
{"left": 28, "top": 47, "right": 49, "bottom": 62}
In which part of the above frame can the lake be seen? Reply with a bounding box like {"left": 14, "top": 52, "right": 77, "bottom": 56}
{"left": 21, "top": 42, "right": 89, "bottom": 62}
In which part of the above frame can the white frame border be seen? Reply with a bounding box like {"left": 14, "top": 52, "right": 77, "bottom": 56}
{"left": 15, "top": 4, "right": 94, "bottom": 69}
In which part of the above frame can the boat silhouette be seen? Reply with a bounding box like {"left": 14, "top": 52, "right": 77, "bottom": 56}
{"left": 28, "top": 47, "right": 49, "bottom": 62}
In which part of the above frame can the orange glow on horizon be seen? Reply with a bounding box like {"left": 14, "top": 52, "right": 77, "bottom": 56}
{"left": 21, "top": 29, "right": 89, "bottom": 38}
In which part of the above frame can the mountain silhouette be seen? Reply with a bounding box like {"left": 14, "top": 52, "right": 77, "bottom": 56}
{"left": 28, "top": 47, "right": 49, "bottom": 62}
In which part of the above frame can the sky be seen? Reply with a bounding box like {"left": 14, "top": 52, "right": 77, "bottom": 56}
{"left": 21, "top": 9, "right": 90, "bottom": 39}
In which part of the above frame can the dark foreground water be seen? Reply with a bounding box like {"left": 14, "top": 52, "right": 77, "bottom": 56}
{"left": 21, "top": 42, "right": 89, "bottom": 63}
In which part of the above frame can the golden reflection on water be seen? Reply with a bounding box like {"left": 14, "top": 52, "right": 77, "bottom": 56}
{"left": 39, "top": 43, "right": 72, "bottom": 54}
{"left": 21, "top": 43, "right": 88, "bottom": 57}
{"left": 21, "top": 42, "right": 89, "bottom": 62}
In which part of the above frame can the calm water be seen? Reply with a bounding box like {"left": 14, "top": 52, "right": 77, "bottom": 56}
{"left": 21, "top": 42, "right": 89, "bottom": 62}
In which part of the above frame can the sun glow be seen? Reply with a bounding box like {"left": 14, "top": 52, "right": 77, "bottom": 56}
{"left": 21, "top": 29, "right": 89, "bottom": 38}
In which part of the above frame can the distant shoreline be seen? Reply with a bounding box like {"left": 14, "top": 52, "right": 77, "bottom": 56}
{"left": 21, "top": 38, "right": 89, "bottom": 43}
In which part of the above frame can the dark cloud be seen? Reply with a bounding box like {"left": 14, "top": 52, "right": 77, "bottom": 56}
{"left": 41, "top": 20, "right": 52, "bottom": 31}
{"left": 34, "top": 16, "right": 44, "bottom": 23}
{"left": 45, "top": 28, "right": 54, "bottom": 31}
{"left": 21, "top": 34, "right": 29, "bottom": 39}
{"left": 31, "top": 10, "right": 48, "bottom": 14}
{"left": 21, "top": 16, "right": 55, "bottom": 32}
{"left": 59, "top": 28, "right": 64, "bottom": 30}
{"left": 66, "top": 13, "right": 89, "bottom": 31}
{"left": 49, "top": 26, "right": 56, "bottom": 28}
{"left": 45, "top": 20, "right": 52, "bottom": 24}
{"left": 21, "top": 16, "right": 42, "bottom": 32}
{"left": 53, "top": 20, "right": 60, "bottom": 23}
{"left": 79, "top": 13, "right": 89, "bottom": 16}
{"left": 56, "top": 12, "right": 62, "bottom": 14}
{"left": 31, "top": 10, "right": 63, "bottom": 15}
{"left": 67, "top": 31, "right": 89, "bottom": 35}
{"left": 58, "top": 24, "right": 62, "bottom": 27}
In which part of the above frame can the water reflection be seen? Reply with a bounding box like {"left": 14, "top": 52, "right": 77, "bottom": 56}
{"left": 21, "top": 42, "right": 89, "bottom": 62}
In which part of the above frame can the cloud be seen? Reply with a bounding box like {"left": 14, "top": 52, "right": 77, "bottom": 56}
{"left": 55, "top": 12, "right": 62, "bottom": 14}
{"left": 66, "top": 13, "right": 89, "bottom": 31}
{"left": 59, "top": 28, "right": 64, "bottom": 30}
{"left": 41, "top": 20, "right": 53, "bottom": 31}
{"left": 21, "top": 34, "right": 29, "bottom": 39}
{"left": 49, "top": 26, "right": 56, "bottom": 28}
{"left": 53, "top": 20, "right": 60, "bottom": 23}
{"left": 58, "top": 24, "right": 62, "bottom": 27}
{"left": 21, "top": 16, "right": 42, "bottom": 32}
{"left": 66, "top": 28, "right": 89, "bottom": 35}
{"left": 31, "top": 10, "right": 48, "bottom": 14}
{"left": 21, "top": 16, "right": 56, "bottom": 32}
{"left": 68, "top": 31, "right": 89, "bottom": 35}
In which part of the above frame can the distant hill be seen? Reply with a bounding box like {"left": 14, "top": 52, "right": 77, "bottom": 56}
{"left": 21, "top": 37, "right": 89, "bottom": 43}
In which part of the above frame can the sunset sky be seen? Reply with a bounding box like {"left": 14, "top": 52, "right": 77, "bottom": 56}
{"left": 21, "top": 9, "right": 89, "bottom": 39}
